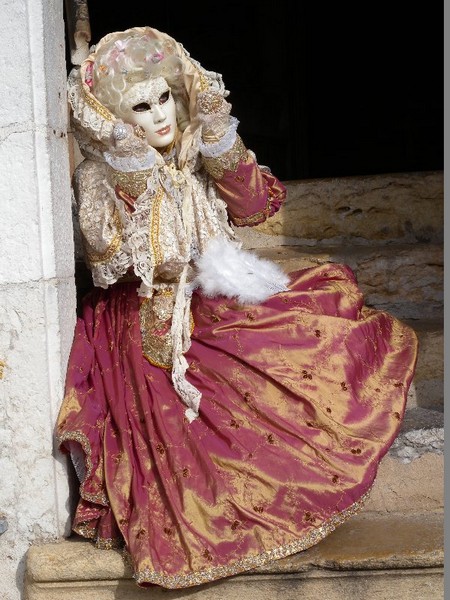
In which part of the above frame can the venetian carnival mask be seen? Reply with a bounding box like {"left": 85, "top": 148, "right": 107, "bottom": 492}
{"left": 120, "top": 76, "right": 177, "bottom": 148}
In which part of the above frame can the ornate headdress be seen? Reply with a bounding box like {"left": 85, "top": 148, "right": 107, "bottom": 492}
{"left": 67, "top": 26, "right": 228, "bottom": 168}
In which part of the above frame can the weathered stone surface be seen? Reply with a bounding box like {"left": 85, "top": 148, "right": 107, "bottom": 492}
{"left": 364, "top": 453, "right": 443, "bottom": 513}
{"left": 24, "top": 569, "right": 444, "bottom": 600}
{"left": 406, "top": 320, "right": 443, "bottom": 410}
{"left": 389, "top": 408, "right": 444, "bottom": 463}
{"left": 258, "top": 513, "right": 443, "bottom": 572}
{"left": 249, "top": 244, "right": 443, "bottom": 320}
{"left": 0, "top": 517, "right": 8, "bottom": 534}
{"left": 24, "top": 513, "right": 443, "bottom": 600}
{"left": 242, "top": 171, "right": 443, "bottom": 245}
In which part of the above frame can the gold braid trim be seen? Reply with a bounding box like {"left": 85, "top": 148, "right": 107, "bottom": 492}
{"left": 132, "top": 488, "right": 372, "bottom": 588}
{"left": 202, "top": 135, "right": 247, "bottom": 180}
{"left": 150, "top": 187, "right": 164, "bottom": 266}
{"left": 82, "top": 86, "right": 115, "bottom": 122}
{"left": 231, "top": 197, "right": 274, "bottom": 227}
{"left": 84, "top": 208, "right": 123, "bottom": 265}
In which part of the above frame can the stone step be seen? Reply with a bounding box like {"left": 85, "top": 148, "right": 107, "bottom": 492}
{"left": 24, "top": 512, "right": 443, "bottom": 600}
{"left": 242, "top": 243, "right": 443, "bottom": 320}
{"left": 365, "top": 407, "right": 443, "bottom": 515}
{"left": 241, "top": 170, "right": 443, "bottom": 245}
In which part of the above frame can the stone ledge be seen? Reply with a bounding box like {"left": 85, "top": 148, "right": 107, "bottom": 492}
{"left": 26, "top": 512, "right": 443, "bottom": 585}
{"left": 365, "top": 451, "right": 443, "bottom": 513}
{"left": 25, "top": 568, "right": 444, "bottom": 600}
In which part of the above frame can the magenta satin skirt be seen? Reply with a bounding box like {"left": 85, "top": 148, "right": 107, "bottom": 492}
{"left": 57, "top": 263, "right": 417, "bottom": 588}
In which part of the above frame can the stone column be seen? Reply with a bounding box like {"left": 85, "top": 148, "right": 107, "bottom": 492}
{"left": 0, "top": 1, "right": 75, "bottom": 599}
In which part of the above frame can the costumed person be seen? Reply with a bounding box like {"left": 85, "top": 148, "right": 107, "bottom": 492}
{"left": 56, "top": 26, "right": 418, "bottom": 589}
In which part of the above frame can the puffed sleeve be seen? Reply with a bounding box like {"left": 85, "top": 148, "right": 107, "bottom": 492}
{"left": 73, "top": 159, "right": 131, "bottom": 287}
{"left": 201, "top": 134, "right": 287, "bottom": 227}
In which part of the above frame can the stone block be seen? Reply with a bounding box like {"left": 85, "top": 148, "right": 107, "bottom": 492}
{"left": 242, "top": 171, "right": 443, "bottom": 245}
{"left": 251, "top": 244, "right": 443, "bottom": 320}
{"left": 406, "top": 321, "right": 443, "bottom": 410}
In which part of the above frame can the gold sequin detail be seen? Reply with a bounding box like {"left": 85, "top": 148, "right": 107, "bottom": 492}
{"left": 196, "top": 70, "right": 210, "bottom": 92}
{"left": 197, "top": 90, "right": 224, "bottom": 114}
{"left": 133, "top": 490, "right": 371, "bottom": 588}
{"left": 85, "top": 208, "right": 123, "bottom": 265}
{"left": 202, "top": 135, "right": 247, "bottom": 179}
{"left": 111, "top": 168, "right": 153, "bottom": 198}
{"left": 140, "top": 286, "right": 195, "bottom": 370}
{"left": 95, "top": 536, "right": 123, "bottom": 550}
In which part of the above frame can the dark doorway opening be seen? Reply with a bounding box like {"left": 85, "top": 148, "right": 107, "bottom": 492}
{"left": 65, "top": 1, "right": 443, "bottom": 182}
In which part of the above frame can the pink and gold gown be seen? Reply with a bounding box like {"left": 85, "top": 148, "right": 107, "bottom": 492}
{"left": 56, "top": 145, "right": 418, "bottom": 589}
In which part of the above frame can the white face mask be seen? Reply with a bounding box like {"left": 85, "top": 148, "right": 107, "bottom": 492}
{"left": 121, "top": 77, "right": 177, "bottom": 148}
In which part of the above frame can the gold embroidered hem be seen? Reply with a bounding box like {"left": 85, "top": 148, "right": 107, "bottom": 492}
{"left": 74, "top": 522, "right": 123, "bottom": 551}
{"left": 231, "top": 196, "right": 276, "bottom": 227}
{"left": 133, "top": 489, "right": 371, "bottom": 588}
{"left": 57, "top": 429, "right": 109, "bottom": 506}
{"left": 202, "top": 135, "right": 247, "bottom": 179}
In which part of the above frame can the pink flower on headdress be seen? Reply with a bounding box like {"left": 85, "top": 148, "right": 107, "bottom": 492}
{"left": 109, "top": 40, "right": 126, "bottom": 63}
{"left": 85, "top": 62, "right": 93, "bottom": 88}
{"left": 115, "top": 40, "right": 126, "bottom": 52}
{"left": 148, "top": 52, "right": 164, "bottom": 64}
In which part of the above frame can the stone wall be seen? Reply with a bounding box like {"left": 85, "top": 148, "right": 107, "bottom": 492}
{"left": 0, "top": 1, "right": 75, "bottom": 599}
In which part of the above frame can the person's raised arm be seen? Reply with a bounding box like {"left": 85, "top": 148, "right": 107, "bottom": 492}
{"left": 197, "top": 90, "right": 286, "bottom": 227}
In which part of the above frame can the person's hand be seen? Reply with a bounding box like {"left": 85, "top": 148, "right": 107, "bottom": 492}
{"left": 111, "top": 121, "right": 152, "bottom": 158}
{"left": 197, "top": 90, "right": 232, "bottom": 142}
{"left": 104, "top": 121, "right": 158, "bottom": 174}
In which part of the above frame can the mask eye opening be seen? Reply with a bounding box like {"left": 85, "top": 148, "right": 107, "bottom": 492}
{"left": 132, "top": 102, "right": 151, "bottom": 113}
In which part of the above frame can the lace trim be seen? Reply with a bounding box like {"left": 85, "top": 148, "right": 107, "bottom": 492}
{"left": 198, "top": 117, "right": 239, "bottom": 158}
{"left": 170, "top": 268, "right": 201, "bottom": 422}
{"left": 67, "top": 69, "right": 115, "bottom": 147}
{"left": 90, "top": 251, "right": 132, "bottom": 289}
{"left": 104, "top": 151, "right": 156, "bottom": 173}
{"left": 133, "top": 489, "right": 372, "bottom": 588}
{"left": 202, "top": 135, "right": 247, "bottom": 179}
